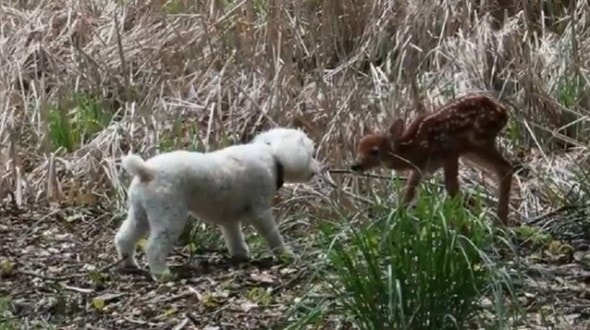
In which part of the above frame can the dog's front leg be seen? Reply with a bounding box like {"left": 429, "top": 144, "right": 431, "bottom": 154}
{"left": 251, "top": 209, "right": 297, "bottom": 262}
{"left": 220, "top": 222, "right": 250, "bottom": 261}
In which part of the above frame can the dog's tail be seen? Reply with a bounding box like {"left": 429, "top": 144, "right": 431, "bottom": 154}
{"left": 121, "top": 154, "right": 155, "bottom": 182}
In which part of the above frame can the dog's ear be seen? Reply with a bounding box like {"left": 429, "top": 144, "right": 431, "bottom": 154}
{"left": 298, "top": 135, "right": 315, "bottom": 156}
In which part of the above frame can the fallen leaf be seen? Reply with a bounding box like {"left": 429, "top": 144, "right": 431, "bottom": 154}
{"left": 279, "top": 267, "right": 298, "bottom": 275}
{"left": 247, "top": 287, "right": 272, "bottom": 305}
{"left": 201, "top": 292, "right": 218, "bottom": 308}
{"left": 548, "top": 240, "right": 563, "bottom": 254}
{"left": 250, "top": 272, "right": 276, "bottom": 284}
{"left": 240, "top": 300, "right": 258, "bottom": 312}
{"left": 92, "top": 297, "right": 105, "bottom": 311}
{"left": 162, "top": 307, "right": 178, "bottom": 317}
{"left": 92, "top": 293, "right": 126, "bottom": 311}
{"left": 137, "top": 238, "right": 148, "bottom": 250}
{"left": 573, "top": 251, "right": 590, "bottom": 266}
{"left": 0, "top": 259, "right": 14, "bottom": 276}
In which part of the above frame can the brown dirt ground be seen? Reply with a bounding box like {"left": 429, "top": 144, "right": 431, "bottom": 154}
{"left": 2, "top": 198, "right": 590, "bottom": 329}
{"left": 0, "top": 200, "right": 330, "bottom": 330}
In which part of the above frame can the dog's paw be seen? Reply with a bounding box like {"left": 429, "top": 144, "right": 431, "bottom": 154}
{"left": 117, "top": 265, "right": 143, "bottom": 275}
{"left": 151, "top": 269, "right": 176, "bottom": 283}
{"left": 118, "top": 256, "right": 141, "bottom": 269}
{"left": 276, "top": 249, "right": 299, "bottom": 264}
{"left": 229, "top": 254, "right": 250, "bottom": 262}
{"left": 228, "top": 254, "right": 251, "bottom": 265}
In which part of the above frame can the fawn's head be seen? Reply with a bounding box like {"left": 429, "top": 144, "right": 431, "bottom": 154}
{"left": 350, "top": 119, "right": 406, "bottom": 172}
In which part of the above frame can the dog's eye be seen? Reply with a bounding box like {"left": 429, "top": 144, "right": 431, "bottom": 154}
{"left": 369, "top": 148, "right": 379, "bottom": 157}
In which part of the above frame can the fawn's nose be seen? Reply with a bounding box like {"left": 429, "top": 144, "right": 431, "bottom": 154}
{"left": 350, "top": 162, "right": 362, "bottom": 172}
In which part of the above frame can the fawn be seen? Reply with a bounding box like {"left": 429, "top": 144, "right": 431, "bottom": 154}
{"left": 350, "top": 94, "right": 514, "bottom": 226}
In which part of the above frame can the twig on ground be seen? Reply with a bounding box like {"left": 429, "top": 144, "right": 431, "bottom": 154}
{"left": 98, "top": 257, "right": 126, "bottom": 273}
{"left": 273, "top": 266, "right": 311, "bottom": 292}
{"left": 22, "top": 207, "right": 63, "bottom": 236}
{"left": 18, "top": 258, "right": 127, "bottom": 282}
{"left": 172, "top": 318, "right": 189, "bottom": 330}
{"left": 17, "top": 269, "right": 86, "bottom": 281}
{"left": 151, "top": 291, "right": 195, "bottom": 305}
{"left": 328, "top": 169, "right": 396, "bottom": 181}
{"left": 61, "top": 283, "right": 95, "bottom": 294}
{"left": 186, "top": 313, "right": 200, "bottom": 326}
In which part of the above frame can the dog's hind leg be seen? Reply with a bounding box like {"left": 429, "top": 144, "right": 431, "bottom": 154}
{"left": 115, "top": 203, "right": 149, "bottom": 269}
{"left": 250, "top": 209, "right": 296, "bottom": 260}
{"left": 144, "top": 206, "right": 187, "bottom": 281}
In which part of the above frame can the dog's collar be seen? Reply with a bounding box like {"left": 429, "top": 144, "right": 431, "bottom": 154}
{"left": 275, "top": 160, "right": 284, "bottom": 191}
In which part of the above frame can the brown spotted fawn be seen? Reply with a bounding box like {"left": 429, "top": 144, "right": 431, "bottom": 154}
{"left": 350, "top": 94, "right": 515, "bottom": 226}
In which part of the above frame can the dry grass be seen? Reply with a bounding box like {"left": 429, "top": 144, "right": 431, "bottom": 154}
{"left": 1, "top": 0, "right": 590, "bottom": 329}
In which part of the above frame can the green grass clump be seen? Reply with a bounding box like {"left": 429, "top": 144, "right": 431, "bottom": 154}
{"left": 0, "top": 296, "right": 17, "bottom": 330}
{"left": 47, "top": 92, "right": 115, "bottom": 152}
{"left": 304, "top": 193, "right": 517, "bottom": 330}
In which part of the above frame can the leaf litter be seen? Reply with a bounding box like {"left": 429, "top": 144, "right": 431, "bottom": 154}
{"left": 0, "top": 202, "right": 313, "bottom": 329}
{"left": 2, "top": 200, "right": 590, "bottom": 329}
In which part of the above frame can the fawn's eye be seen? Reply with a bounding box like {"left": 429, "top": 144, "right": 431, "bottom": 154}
{"left": 369, "top": 148, "right": 380, "bottom": 157}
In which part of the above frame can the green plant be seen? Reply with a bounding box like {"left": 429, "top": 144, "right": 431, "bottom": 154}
{"left": 556, "top": 75, "right": 583, "bottom": 109}
{"left": 46, "top": 92, "right": 114, "bottom": 152}
{"left": 0, "top": 295, "right": 17, "bottom": 330}
{"left": 179, "top": 219, "right": 225, "bottom": 257}
{"left": 515, "top": 225, "right": 553, "bottom": 247}
{"left": 295, "top": 191, "right": 519, "bottom": 330}
{"left": 163, "top": 0, "right": 187, "bottom": 14}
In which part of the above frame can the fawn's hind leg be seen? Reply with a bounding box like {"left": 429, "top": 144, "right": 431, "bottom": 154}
{"left": 465, "top": 147, "right": 514, "bottom": 226}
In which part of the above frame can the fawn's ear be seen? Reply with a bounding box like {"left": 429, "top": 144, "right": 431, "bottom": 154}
{"left": 387, "top": 118, "right": 405, "bottom": 140}
{"left": 362, "top": 122, "right": 372, "bottom": 135}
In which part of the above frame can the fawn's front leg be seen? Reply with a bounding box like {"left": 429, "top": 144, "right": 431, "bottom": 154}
{"left": 443, "top": 156, "right": 478, "bottom": 209}
{"left": 442, "top": 156, "right": 460, "bottom": 198}
{"left": 400, "top": 170, "right": 422, "bottom": 206}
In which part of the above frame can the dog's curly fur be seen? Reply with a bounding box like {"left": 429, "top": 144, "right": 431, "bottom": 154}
{"left": 114, "top": 128, "right": 320, "bottom": 280}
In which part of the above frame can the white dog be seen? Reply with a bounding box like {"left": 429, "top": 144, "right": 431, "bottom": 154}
{"left": 114, "top": 128, "right": 320, "bottom": 281}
